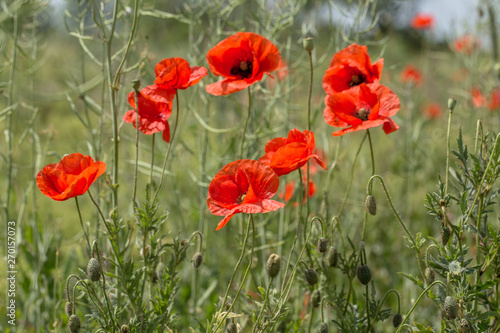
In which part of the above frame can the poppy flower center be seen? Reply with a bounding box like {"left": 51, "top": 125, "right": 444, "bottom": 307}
{"left": 237, "top": 193, "right": 246, "bottom": 204}
{"left": 350, "top": 74, "right": 366, "bottom": 87}
{"left": 355, "top": 108, "right": 370, "bottom": 121}
{"left": 231, "top": 61, "right": 253, "bottom": 79}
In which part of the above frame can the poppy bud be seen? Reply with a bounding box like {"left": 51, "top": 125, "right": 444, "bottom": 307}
{"left": 226, "top": 322, "right": 238, "bottom": 333}
{"left": 318, "top": 323, "right": 329, "bottom": 333}
{"left": 266, "top": 253, "right": 281, "bottom": 278}
{"left": 192, "top": 252, "right": 204, "bottom": 269}
{"left": 448, "top": 98, "right": 457, "bottom": 111}
{"left": 311, "top": 290, "right": 321, "bottom": 308}
{"left": 121, "top": 325, "right": 130, "bottom": 333}
{"left": 425, "top": 267, "right": 435, "bottom": 284}
{"left": 132, "top": 79, "right": 140, "bottom": 92}
{"left": 444, "top": 296, "right": 458, "bottom": 319}
{"left": 303, "top": 37, "right": 314, "bottom": 53}
{"left": 68, "top": 314, "right": 81, "bottom": 333}
{"left": 441, "top": 226, "right": 451, "bottom": 245}
{"left": 459, "top": 318, "right": 472, "bottom": 333}
{"left": 356, "top": 264, "right": 372, "bottom": 285}
{"left": 305, "top": 267, "right": 319, "bottom": 286}
{"left": 86, "top": 258, "right": 102, "bottom": 282}
{"left": 392, "top": 313, "right": 403, "bottom": 327}
{"left": 65, "top": 301, "right": 73, "bottom": 317}
{"left": 325, "top": 246, "right": 338, "bottom": 267}
{"left": 365, "top": 195, "right": 377, "bottom": 215}
{"left": 317, "top": 237, "right": 328, "bottom": 253}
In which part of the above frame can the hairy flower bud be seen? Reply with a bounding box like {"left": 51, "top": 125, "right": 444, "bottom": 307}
{"left": 365, "top": 195, "right": 377, "bottom": 215}
{"left": 441, "top": 226, "right": 451, "bottom": 245}
{"left": 392, "top": 313, "right": 403, "bottom": 327}
{"left": 303, "top": 37, "right": 314, "bottom": 53}
{"left": 444, "top": 296, "right": 458, "bottom": 319}
{"left": 65, "top": 301, "right": 73, "bottom": 317}
{"left": 448, "top": 98, "right": 457, "bottom": 111}
{"left": 318, "top": 323, "right": 329, "bottom": 333}
{"left": 459, "top": 318, "right": 472, "bottom": 333}
{"left": 121, "top": 325, "right": 130, "bottom": 333}
{"left": 356, "top": 264, "right": 372, "bottom": 285}
{"left": 266, "top": 253, "right": 281, "bottom": 278}
{"left": 192, "top": 252, "right": 204, "bottom": 269}
{"left": 68, "top": 314, "right": 81, "bottom": 333}
{"left": 326, "top": 246, "right": 338, "bottom": 267}
{"left": 305, "top": 267, "right": 319, "bottom": 286}
{"left": 311, "top": 290, "right": 321, "bottom": 308}
{"left": 86, "top": 258, "right": 102, "bottom": 282}
{"left": 425, "top": 267, "right": 435, "bottom": 284}
{"left": 317, "top": 237, "right": 328, "bottom": 253}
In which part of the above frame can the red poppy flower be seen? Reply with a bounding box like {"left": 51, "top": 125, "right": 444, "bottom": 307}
{"left": 324, "top": 83, "right": 400, "bottom": 136}
{"left": 207, "top": 159, "right": 285, "bottom": 230}
{"left": 423, "top": 102, "right": 442, "bottom": 119}
{"left": 206, "top": 32, "right": 282, "bottom": 95}
{"left": 36, "top": 153, "right": 106, "bottom": 201}
{"left": 123, "top": 85, "right": 175, "bottom": 142}
{"left": 279, "top": 180, "right": 316, "bottom": 205}
{"left": 154, "top": 57, "right": 207, "bottom": 90}
{"left": 322, "top": 43, "right": 383, "bottom": 95}
{"left": 472, "top": 88, "right": 486, "bottom": 108}
{"left": 400, "top": 65, "right": 422, "bottom": 85}
{"left": 410, "top": 13, "right": 434, "bottom": 30}
{"left": 488, "top": 88, "right": 500, "bottom": 110}
{"left": 258, "top": 129, "right": 327, "bottom": 177}
{"left": 452, "top": 35, "right": 480, "bottom": 55}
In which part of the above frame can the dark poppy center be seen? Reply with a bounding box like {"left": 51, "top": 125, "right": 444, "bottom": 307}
{"left": 231, "top": 61, "right": 253, "bottom": 79}
{"left": 350, "top": 74, "right": 366, "bottom": 87}
{"left": 237, "top": 193, "right": 246, "bottom": 204}
{"left": 355, "top": 108, "right": 370, "bottom": 121}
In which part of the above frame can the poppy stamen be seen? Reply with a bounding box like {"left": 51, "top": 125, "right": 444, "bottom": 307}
{"left": 231, "top": 60, "right": 253, "bottom": 79}
{"left": 350, "top": 73, "right": 366, "bottom": 87}
{"left": 237, "top": 193, "right": 246, "bottom": 204}
{"left": 356, "top": 108, "right": 370, "bottom": 121}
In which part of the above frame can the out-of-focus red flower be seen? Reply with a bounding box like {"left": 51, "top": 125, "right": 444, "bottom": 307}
{"left": 324, "top": 83, "right": 400, "bottom": 136}
{"left": 207, "top": 159, "right": 285, "bottom": 230}
{"left": 37, "top": 153, "right": 106, "bottom": 201}
{"left": 206, "top": 32, "right": 282, "bottom": 95}
{"left": 488, "top": 88, "right": 500, "bottom": 110}
{"left": 410, "top": 13, "right": 435, "bottom": 30}
{"left": 258, "top": 129, "right": 327, "bottom": 177}
{"left": 123, "top": 85, "right": 175, "bottom": 142}
{"left": 154, "top": 57, "right": 207, "bottom": 90}
{"left": 400, "top": 65, "right": 422, "bottom": 85}
{"left": 322, "top": 43, "right": 383, "bottom": 95}
{"left": 472, "top": 88, "right": 487, "bottom": 108}
{"left": 276, "top": 59, "right": 289, "bottom": 81}
{"left": 279, "top": 180, "right": 316, "bottom": 206}
{"left": 452, "top": 35, "right": 480, "bottom": 55}
{"left": 423, "top": 102, "right": 442, "bottom": 119}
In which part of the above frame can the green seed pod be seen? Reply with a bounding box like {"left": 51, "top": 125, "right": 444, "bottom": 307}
{"left": 303, "top": 37, "right": 314, "bottom": 53}
{"left": 356, "top": 264, "right": 372, "bottom": 285}
{"left": 318, "top": 323, "right": 329, "bottom": 333}
{"left": 305, "top": 267, "right": 319, "bottom": 286}
{"left": 64, "top": 301, "right": 73, "bottom": 317}
{"left": 365, "top": 195, "right": 377, "bottom": 215}
{"left": 441, "top": 226, "right": 451, "bottom": 245}
{"left": 326, "top": 246, "right": 338, "bottom": 267}
{"left": 68, "top": 314, "right": 81, "bottom": 333}
{"left": 444, "top": 296, "right": 458, "bottom": 319}
{"left": 266, "top": 253, "right": 281, "bottom": 278}
{"left": 86, "top": 258, "right": 102, "bottom": 282}
{"left": 459, "top": 318, "right": 472, "bottom": 333}
{"left": 448, "top": 98, "right": 457, "bottom": 111}
{"left": 192, "top": 252, "right": 204, "bottom": 270}
{"left": 226, "top": 322, "right": 238, "bottom": 333}
{"left": 132, "top": 79, "right": 141, "bottom": 92}
{"left": 311, "top": 290, "right": 321, "bottom": 308}
{"left": 121, "top": 325, "right": 130, "bottom": 333}
{"left": 392, "top": 313, "right": 403, "bottom": 327}
{"left": 425, "top": 267, "right": 435, "bottom": 284}
{"left": 317, "top": 237, "right": 328, "bottom": 253}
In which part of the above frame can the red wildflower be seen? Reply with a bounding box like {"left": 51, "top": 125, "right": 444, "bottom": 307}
{"left": 36, "top": 153, "right": 106, "bottom": 201}
{"left": 472, "top": 88, "right": 486, "bottom": 108}
{"left": 279, "top": 180, "right": 316, "bottom": 206}
{"left": 452, "top": 35, "right": 480, "bottom": 55}
{"left": 400, "top": 65, "right": 422, "bottom": 85}
{"left": 154, "top": 57, "right": 207, "bottom": 90}
{"left": 258, "top": 129, "right": 327, "bottom": 177}
{"left": 123, "top": 85, "right": 175, "bottom": 142}
{"left": 410, "top": 13, "right": 435, "bottom": 30}
{"left": 322, "top": 43, "right": 383, "bottom": 95}
{"left": 324, "top": 83, "right": 400, "bottom": 136}
{"left": 206, "top": 32, "right": 282, "bottom": 95}
{"left": 207, "top": 159, "right": 285, "bottom": 230}
{"left": 488, "top": 88, "right": 500, "bottom": 110}
{"left": 423, "top": 102, "right": 442, "bottom": 119}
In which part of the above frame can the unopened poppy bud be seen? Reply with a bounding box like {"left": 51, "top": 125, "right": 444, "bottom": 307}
{"left": 68, "top": 314, "right": 81, "bottom": 333}
{"left": 132, "top": 79, "right": 140, "bottom": 92}
{"left": 226, "top": 322, "right": 238, "bottom": 333}
{"left": 425, "top": 267, "right": 435, "bottom": 284}
{"left": 305, "top": 267, "right": 319, "bottom": 286}
{"left": 311, "top": 290, "right": 321, "bottom": 308}
{"left": 356, "top": 264, "right": 372, "bottom": 285}
{"left": 87, "top": 258, "right": 102, "bottom": 282}
{"left": 65, "top": 301, "right": 73, "bottom": 316}
{"left": 317, "top": 237, "right": 328, "bottom": 253}
{"left": 365, "top": 195, "right": 377, "bottom": 215}
{"left": 448, "top": 98, "right": 457, "bottom": 111}
{"left": 318, "top": 323, "right": 329, "bottom": 333}
{"left": 441, "top": 226, "right": 451, "bottom": 245}
{"left": 459, "top": 318, "right": 472, "bottom": 333}
{"left": 444, "top": 296, "right": 458, "bottom": 319}
{"left": 121, "top": 325, "right": 130, "bottom": 333}
{"left": 326, "top": 246, "right": 338, "bottom": 267}
{"left": 303, "top": 37, "right": 314, "bottom": 53}
{"left": 392, "top": 313, "right": 403, "bottom": 327}
{"left": 266, "top": 253, "right": 281, "bottom": 278}
{"left": 180, "top": 239, "right": 188, "bottom": 246}
{"left": 192, "top": 252, "right": 204, "bottom": 269}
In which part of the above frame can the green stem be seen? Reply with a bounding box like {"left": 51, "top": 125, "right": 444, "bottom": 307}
{"left": 372, "top": 289, "right": 401, "bottom": 326}
{"left": 365, "top": 284, "right": 371, "bottom": 332}
{"left": 75, "top": 197, "right": 91, "bottom": 253}
{"left": 367, "top": 129, "right": 375, "bottom": 176}
{"left": 444, "top": 105, "right": 453, "bottom": 196}
{"left": 473, "top": 195, "right": 484, "bottom": 312}
{"left": 307, "top": 303, "right": 316, "bottom": 333}
{"left": 239, "top": 87, "right": 252, "bottom": 159}
{"left": 149, "top": 134, "right": 155, "bottom": 183}
{"left": 132, "top": 87, "right": 140, "bottom": 206}
{"left": 253, "top": 277, "right": 273, "bottom": 332}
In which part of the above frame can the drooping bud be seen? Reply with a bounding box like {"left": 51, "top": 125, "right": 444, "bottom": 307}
{"left": 68, "top": 314, "right": 81, "bottom": 333}
{"left": 304, "top": 267, "right": 319, "bottom": 286}
{"left": 365, "top": 195, "right": 377, "bottom": 215}
{"left": 191, "top": 252, "right": 204, "bottom": 270}
{"left": 318, "top": 323, "right": 329, "bottom": 333}
{"left": 311, "top": 290, "right": 321, "bottom": 308}
{"left": 444, "top": 296, "right": 458, "bottom": 319}
{"left": 266, "top": 253, "right": 281, "bottom": 278}
{"left": 441, "top": 226, "right": 451, "bottom": 245}
{"left": 121, "top": 325, "right": 130, "bottom": 333}
{"left": 86, "top": 258, "right": 102, "bottom": 282}
{"left": 317, "top": 237, "right": 328, "bottom": 253}
{"left": 326, "top": 246, "right": 338, "bottom": 268}
{"left": 392, "top": 313, "right": 403, "bottom": 327}
{"left": 425, "top": 267, "right": 435, "bottom": 284}
{"left": 226, "top": 322, "right": 238, "bottom": 333}
{"left": 65, "top": 301, "right": 73, "bottom": 317}
{"left": 356, "top": 264, "right": 372, "bottom": 285}
{"left": 303, "top": 37, "right": 314, "bottom": 53}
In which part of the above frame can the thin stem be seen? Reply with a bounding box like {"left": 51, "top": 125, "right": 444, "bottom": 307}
{"left": 307, "top": 303, "right": 316, "bottom": 333}
{"left": 239, "top": 87, "right": 252, "bottom": 158}
{"left": 367, "top": 129, "right": 375, "bottom": 175}
{"left": 372, "top": 289, "right": 401, "bottom": 327}
{"left": 364, "top": 284, "right": 371, "bottom": 331}
{"left": 92, "top": 241, "right": 117, "bottom": 330}
{"left": 444, "top": 106, "right": 453, "bottom": 196}
{"left": 473, "top": 195, "right": 484, "bottom": 312}
{"left": 75, "top": 197, "right": 91, "bottom": 253}
{"left": 149, "top": 134, "right": 156, "bottom": 184}
{"left": 253, "top": 277, "right": 274, "bottom": 332}
{"left": 132, "top": 87, "right": 140, "bottom": 206}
